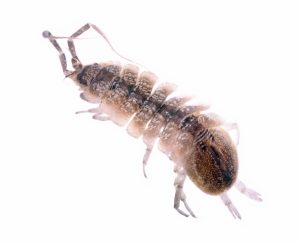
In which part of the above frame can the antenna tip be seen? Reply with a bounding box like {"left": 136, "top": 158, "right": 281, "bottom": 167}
{"left": 42, "top": 30, "right": 52, "bottom": 38}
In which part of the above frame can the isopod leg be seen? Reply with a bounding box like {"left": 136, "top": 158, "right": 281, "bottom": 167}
{"left": 205, "top": 113, "right": 240, "bottom": 145}
{"left": 80, "top": 92, "right": 101, "bottom": 104}
{"left": 92, "top": 114, "right": 110, "bottom": 121}
{"left": 76, "top": 107, "right": 110, "bottom": 121}
{"left": 235, "top": 179, "right": 262, "bottom": 201}
{"left": 220, "top": 193, "right": 241, "bottom": 219}
{"left": 174, "top": 166, "right": 196, "bottom": 217}
{"left": 142, "top": 146, "right": 153, "bottom": 178}
{"left": 75, "top": 107, "right": 101, "bottom": 115}
{"left": 201, "top": 113, "right": 240, "bottom": 145}
{"left": 223, "top": 122, "right": 240, "bottom": 145}
{"left": 42, "top": 31, "right": 73, "bottom": 77}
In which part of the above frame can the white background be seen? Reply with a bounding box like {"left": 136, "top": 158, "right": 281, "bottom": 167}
{"left": 0, "top": 0, "right": 300, "bottom": 242}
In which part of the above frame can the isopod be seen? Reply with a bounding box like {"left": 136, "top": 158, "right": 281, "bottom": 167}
{"left": 42, "top": 23, "right": 262, "bottom": 219}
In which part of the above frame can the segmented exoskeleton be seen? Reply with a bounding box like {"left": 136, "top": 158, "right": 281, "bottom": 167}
{"left": 43, "top": 23, "right": 262, "bottom": 218}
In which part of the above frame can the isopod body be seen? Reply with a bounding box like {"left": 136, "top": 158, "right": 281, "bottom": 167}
{"left": 43, "top": 23, "right": 262, "bottom": 219}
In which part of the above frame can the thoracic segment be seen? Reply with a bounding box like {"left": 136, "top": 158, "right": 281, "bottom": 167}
{"left": 77, "top": 62, "right": 209, "bottom": 159}
{"left": 76, "top": 62, "right": 238, "bottom": 195}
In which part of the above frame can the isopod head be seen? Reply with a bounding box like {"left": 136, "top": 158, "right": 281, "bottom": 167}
{"left": 184, "top": 128, "right": 238, "bottom": 195}
{"left": 75, "top": 64, "right": 100, "bottom": 87}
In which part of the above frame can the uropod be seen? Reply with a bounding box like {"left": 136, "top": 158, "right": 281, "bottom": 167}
{"left": 43, "top": 23, "right": 262, "bottom": 219}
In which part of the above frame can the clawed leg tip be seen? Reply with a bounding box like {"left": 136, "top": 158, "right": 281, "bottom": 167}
{"left": 245, "top": 190, "right": 263, "bottom": 202}
{"left": 176, "top": 209, "right": 189, "bottom": 217}
{"left": 176, "top": 209, "right": 197, "bottom": 218}
{"left": 142, "top": 165, "right": 148, "bottom": 178}
{"left": 235, "top": 180, "right": 263, "bottom": 202}
{"left": 256, "top": 197, "right": 263, "bottom": 202}
{"left": 229, "top": 209, "right": 242, "bottom": 220}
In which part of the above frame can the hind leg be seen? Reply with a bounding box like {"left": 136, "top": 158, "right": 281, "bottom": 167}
{"left": 235, "top": 179, "right": 262, "bottom": 201}
{"left": 223, "top": 122, "right": 240, "bottom": 145}
{"left": 173, "top": 166, "right": 196, "bottom": 217}
{"left": 199, "top": 113, "right": 240, "bottom": 145}
{"left": 220, "top": 193, "right": 241, "bottom": 219}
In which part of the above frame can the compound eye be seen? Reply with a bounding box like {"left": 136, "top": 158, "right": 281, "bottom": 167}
{"left": 78, "top": 75, "right": 88, "bottom": 86}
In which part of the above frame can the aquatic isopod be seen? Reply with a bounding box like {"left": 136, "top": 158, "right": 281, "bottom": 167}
{"left": 43, "top": 23, "right": 262, "bottom": 219}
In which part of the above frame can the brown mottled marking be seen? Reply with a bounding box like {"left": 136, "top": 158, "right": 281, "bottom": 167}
{"left": 121, "top": 63, "right": 139, "bottom": 87}
{"left": 184, "top": 127, "right": 238, "bottom": 195}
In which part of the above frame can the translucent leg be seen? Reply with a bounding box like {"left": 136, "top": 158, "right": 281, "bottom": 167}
{"left": 173, "top": 166, "right": 196, "bottom": 217}
{"left": 80, "top": 92, "right": 101, "bottom": 104}
{"left": 92, "top": 114, "right": 110, "bottom": 121}
{"left": 199, "top": 113, "right": 240, "bottom": 145}
{"left": 224, "top": 122, "right": 240, "bottom": 146}
{"left": 235, "top": 179, "right": 262, "bottom": 201}
{"left": 75, "top": 107, "right": 101, "bottom": 115}
{"left": 142, "top": 146, "right": 153, "bottom": 178}
{"left": 220, "top": 193, "right": 241, "bottom": 219}
{"left": 75, "top": 107, "right": 110, "bottom": 121}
